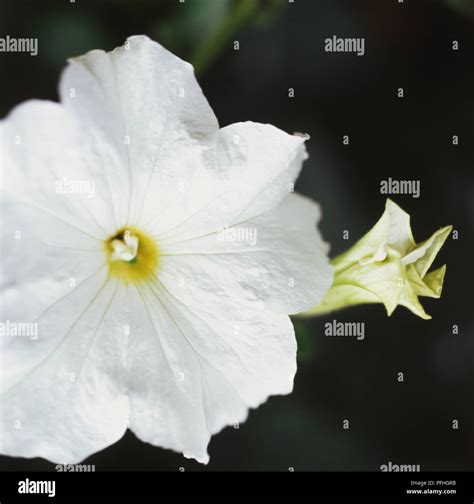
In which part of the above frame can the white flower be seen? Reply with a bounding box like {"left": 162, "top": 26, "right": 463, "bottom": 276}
{"left": 0, "top": 36, "right": 332, "bottom": 464}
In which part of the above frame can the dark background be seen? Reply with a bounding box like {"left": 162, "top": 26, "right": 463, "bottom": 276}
{"left": 0, "top": 0, "right": 473, "bottom": 471}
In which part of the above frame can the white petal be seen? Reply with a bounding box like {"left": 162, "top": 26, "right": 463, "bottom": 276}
{"left": 1, "top": 100, "right": 117, "bottom": 237}
{"left": 140, "top": 122, "right": 308, "bottom": 243}
{"left": 127, "top": 282, "right": 296, "bottom": 463}
{"left": 0, "top": 99, "right": 117, "bottom": 391}
{"left": 0, "top": 280, "right": 129, "bottom": 463}
{"left": 59, "top": 35, "right": 308, "bottom": 249}
{"left": 1, "top": 94, "right": 132, "bottom": 463}
{"left": 159, "top": 193, "right": 333, "bottom": 314}
{"left": 59, "top": 35, "right": 219, "bottom": 227}
{"left": 128, "top": 195, "right": 329, "bottom": 463}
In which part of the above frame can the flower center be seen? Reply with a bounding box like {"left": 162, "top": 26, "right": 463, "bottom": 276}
{"left": 104, "top": 226, "right": 159, "bottom": 283}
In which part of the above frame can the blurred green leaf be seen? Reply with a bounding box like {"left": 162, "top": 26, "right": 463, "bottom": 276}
{"left": 155, "top": 1, "right": 288, "bottom": 76}
{"left": 253, "top": 0, "right": 287, "bottom": 27}
{"left": 157, "top": 0, "right": 232, "bottom": 53}
{"left": 445, "top": 0, "right": 474, "bottom": 17}
{"left": 190, "top": 0, "right": 257, "bottom": 76}
{"left": 293, "top": 319, "right": 314, "bottom": 363}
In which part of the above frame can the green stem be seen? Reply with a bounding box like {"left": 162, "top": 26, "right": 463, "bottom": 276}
{"left": 191, "top": 0, "right": 258, "bottom": 77}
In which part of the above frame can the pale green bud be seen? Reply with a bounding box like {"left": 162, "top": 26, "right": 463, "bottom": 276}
{"left": 304, "top": 199, "right": 452, "bottom": 319}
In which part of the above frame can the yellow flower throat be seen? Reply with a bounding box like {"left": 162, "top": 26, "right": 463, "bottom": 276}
{"left": 104, "top": 226, "right": 159, "bottom": 283}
